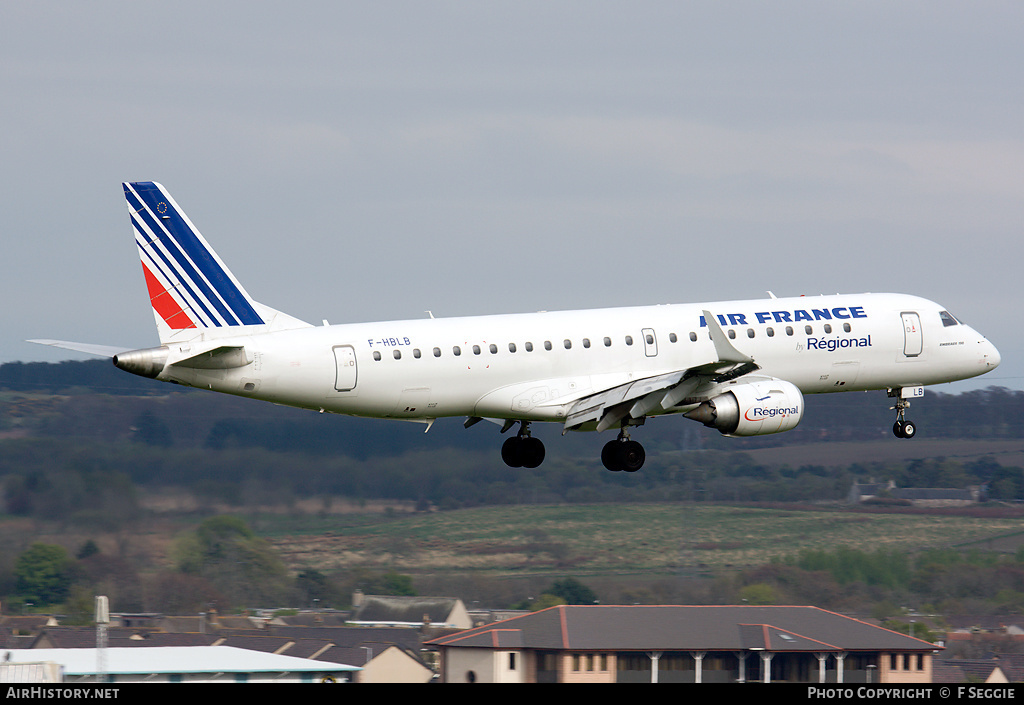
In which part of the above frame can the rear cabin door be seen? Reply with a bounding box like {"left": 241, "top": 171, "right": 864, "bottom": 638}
{"left": 333, "top": 345, "right": 358, "bottom": 391}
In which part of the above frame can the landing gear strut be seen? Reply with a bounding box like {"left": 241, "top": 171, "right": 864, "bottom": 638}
{"left": 601, "top": 427, "right": 646, "bottom": 472}
{"left": 501, "top": 421, "right": 546, "bottom": 468}
{"left": 889, "top": 389, "right": 917, "bottom": 439}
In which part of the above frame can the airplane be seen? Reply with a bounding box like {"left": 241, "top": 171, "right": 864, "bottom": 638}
{"left": 31, "top": 181, "right": 1001, "bottom": 472}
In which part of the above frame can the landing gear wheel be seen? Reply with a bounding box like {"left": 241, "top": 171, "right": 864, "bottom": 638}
{"left": 601, "top": 439, "right": 646, "bottom": 472}
{"left": 619, "top": 440, "right": 645, "bottom": 472}
{"left": 892, "top": 420, "right": 917, "bottom": 439}
{"left": 901, "top": 420, "right": 916, "bottom": 439}
{"left": 501, "top": 423, "right": 545, "bottom": 468}
{"left": 889, "top": 390, "right": 918, "bottom": 440}
{"left": 502, "top": 436, "right": 524, "bottom": 467}
{"left": 602, "top": 441, "right": 623, "bottom": 472}
{"left": 519, "top": 436, "right": 546, "bottom": 468}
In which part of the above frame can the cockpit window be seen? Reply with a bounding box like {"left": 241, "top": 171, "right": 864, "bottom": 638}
{"left": 939, "top": 311, "right": 960, "bottom": 327}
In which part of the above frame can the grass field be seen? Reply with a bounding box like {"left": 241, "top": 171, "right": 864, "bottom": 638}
{"left": 261, "top": 503, "right": 1024, "bottom": 577}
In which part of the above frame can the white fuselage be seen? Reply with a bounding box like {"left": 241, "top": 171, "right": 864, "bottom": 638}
{"left": 155, "top": 292, "right": 1000, "bottom": 428}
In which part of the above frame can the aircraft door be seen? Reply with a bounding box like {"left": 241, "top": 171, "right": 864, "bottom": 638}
{"left": 333, "top": 345, "right": 358, "bottom": 391}
{"left": 642, "top": 328, "right": 658, "bottom": 357}
{"left": 901, "top": 313, "right": 922, "bottom": 357}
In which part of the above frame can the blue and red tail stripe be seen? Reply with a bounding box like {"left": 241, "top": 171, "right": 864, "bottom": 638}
{"left": 124, "top": 182, "right": 265, "bottom": 330}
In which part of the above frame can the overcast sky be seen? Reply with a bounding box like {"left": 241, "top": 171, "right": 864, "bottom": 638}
{"left": 2, "top": 2, "right": 1021, "bottom": 392}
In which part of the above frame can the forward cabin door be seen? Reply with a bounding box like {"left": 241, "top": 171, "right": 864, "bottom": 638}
{"left": 901, "top": 312, "right": 923, "bottom": 357}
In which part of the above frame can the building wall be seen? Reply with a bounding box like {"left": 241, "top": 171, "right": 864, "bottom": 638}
{"left": 492, "top": 650, "right": 526, "bottom": 683}
{"left": 880, "top": 652, "right": 932, "bottom": 683}
{"left": 559, "top": 653, "right": 616, "bottom": 684}
{"left": 359, "top": 645, "right": 434, "bottom": 684}
{"left": 443, "top": 647, "right": 500, "bottom": 683}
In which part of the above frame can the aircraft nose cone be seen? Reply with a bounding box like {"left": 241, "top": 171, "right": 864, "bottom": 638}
{"left": 985, "top": 340, "right": 1001, "bottom": 369}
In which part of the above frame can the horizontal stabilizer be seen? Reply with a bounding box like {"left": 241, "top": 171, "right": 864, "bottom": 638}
{"left": 27, "top": 339, "right": 133, "bottom": 358}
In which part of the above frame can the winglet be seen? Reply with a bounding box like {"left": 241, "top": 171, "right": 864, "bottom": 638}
{"left": 702, "top": 310, "right": 754, "bottom": 364}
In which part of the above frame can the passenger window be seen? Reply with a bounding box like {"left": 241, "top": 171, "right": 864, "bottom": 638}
{"left": 433, "top": 347, "right": 441, "bottom": 357}
{"left": 804, "top": 325, "right": 813, "bottom": 335}
{"left": 824, "top": 324, "right": 832, "bottom": 334}
{"left": 525, "top": 342, "right": 534, "bottom": 352}
{"left": 413, "top": 348, "right": 421, "bottom": 358}
{"left": 604, "top": 337, "right": 612, "bottom": 347}
{"left": 583, "top": 338, "right": 591, "bottom": 348}
{"left": 767, "top": 327, "right": 775, "bottom": 337}
{"left": 489, "top": 344, "right": 498, "bottom": 354}
{"left": 843, "top": 323, "right": 851, "bottom": 333}
{"left": 473, "top": 345, "right": 481, "bottom": 355}
{"left": 689, "top": 332, "right": 697, "bottom": 342}
{"left": 453, "top": 346, "right": 461, "bottom": 356}
{"left": 544, "top": 341, "right": 552, "bottom": 351}
{"left": 645, "top": 334, "right": 654, "bottom": 345}
{"left": 564, "top": 339, "right": 572, "bottom": 349}
{"left": 373, "top": 351, "right": 382, "bottom": 361}
{"left": 393, "top": 350, "right": 402, "bottom": 360}
{"left": 509, "top": 343, "right": 517, "bottom": 353}
{"left": 625, "top": 336, "right": 633, "bottom": 346}
{"left": 669, "top": 333, "right": 677, "bottom": 343}
{"left": 727, "top": 330, "right": 736, "bottom": 339}
{"left": 786, "top": 326, "right": 794, "bottom": 336}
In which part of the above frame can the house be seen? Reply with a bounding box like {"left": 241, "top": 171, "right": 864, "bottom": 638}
{"left": 427, "top": 605, "right": 941, "bottom": 684}
{"left": 212, "top": 627, "right": 434, "bottom": 683}
{"left": 348, "top": 591, "right": 472, "bottom": 630}
{"left": 848, "top": 482, "right": 980, "bottom": 507}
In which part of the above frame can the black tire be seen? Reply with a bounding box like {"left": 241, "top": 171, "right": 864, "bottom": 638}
{"left": 501, "top": 436, "right": 523, "bottom": 467}
{"left": 520, "top": 437, "right": 546, "bottom": 468}
{"left": 620, "top": 440, "right": 645, "bottom": 472}
{"left": 602, "top": 441, "right": 622, "bottom": 471}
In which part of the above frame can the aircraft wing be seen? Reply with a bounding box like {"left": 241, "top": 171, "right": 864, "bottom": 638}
{"left": 562, "top": 309, "right": 759, "bottom": 433}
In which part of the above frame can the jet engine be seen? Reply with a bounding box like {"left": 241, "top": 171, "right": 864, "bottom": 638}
{"left": 684, "top": 379, "right": 804, "bottom": 436}
{"left": 112, "top": 346, "right": 169, "bottom": 379}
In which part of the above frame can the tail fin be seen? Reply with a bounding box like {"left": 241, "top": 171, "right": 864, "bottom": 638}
{"left": 123, "top": 182, "right": 309, "bottom": 344}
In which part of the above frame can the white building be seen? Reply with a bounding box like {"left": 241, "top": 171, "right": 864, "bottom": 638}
{"left": 1, "top": 646, "right": 359, "bottom": 683}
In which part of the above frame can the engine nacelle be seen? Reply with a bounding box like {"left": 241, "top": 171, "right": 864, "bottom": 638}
{"left": 684, "top": 379, "right": 804, "bottom": 436}
{"left": 113, "top": 346, "right": 169, "bottom": 379}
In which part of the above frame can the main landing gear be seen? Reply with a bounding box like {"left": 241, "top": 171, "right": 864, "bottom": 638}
{"left": 496, "top": 419, "right": 647, "bottom": 472}
{"left": 500, "top": 421, "right": 546, "bottom": 468}
{"left": 601, "top": 430, "right": 646, "bottom": 472}
{"left": 889, "top": 389, "right": 917, "bottom": 439}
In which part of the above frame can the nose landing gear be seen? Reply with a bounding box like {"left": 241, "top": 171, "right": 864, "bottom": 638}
{"left": 889, "top": 388, "right": 918, "bottom": 439}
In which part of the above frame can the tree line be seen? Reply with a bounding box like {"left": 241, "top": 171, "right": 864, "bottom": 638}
{"left": 2, "top": 360, "right": 1023, "bottom": 520}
